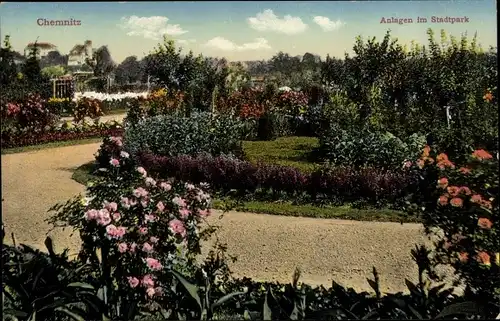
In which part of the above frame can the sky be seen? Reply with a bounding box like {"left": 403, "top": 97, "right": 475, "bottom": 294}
{"left": 0, "top": 1, "right": 497, "bottom": 63}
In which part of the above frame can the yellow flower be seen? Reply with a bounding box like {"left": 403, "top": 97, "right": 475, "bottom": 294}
{"left": 496, "top": 253, "right": 500, "bottom": 266}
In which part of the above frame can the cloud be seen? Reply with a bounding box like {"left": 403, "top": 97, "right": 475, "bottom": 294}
{"left": 177, "top": 39, "right": 196, "bottom": 45}
{"left": 119, "top": 16, "right": 188, "bottom": 40}
{"left": 313, "top": 16, "right": 345, "bottom": 31}
{"left": 247, "top": 9, "right": 307, "bottom": 35}
{"left": 204, "top": 37, "right": 271, "bottom": 51}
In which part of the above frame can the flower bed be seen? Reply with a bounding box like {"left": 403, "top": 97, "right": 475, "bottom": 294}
{"left": 1, "top": 127, "right": 124, "bottom": 149}
{"left": 135, "top": 151, "right": 411, "bottom": 208}
{"left": 73, "top": 91, "right": 149, "bottom": 101}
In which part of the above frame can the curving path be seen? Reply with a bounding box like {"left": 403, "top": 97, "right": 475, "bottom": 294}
{"left": 1, "top": 143, "right": 455, "bottom": 293}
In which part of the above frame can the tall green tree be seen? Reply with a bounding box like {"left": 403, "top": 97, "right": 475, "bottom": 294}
{"left": 0, "top": 35, "right": 18, "bottom": 86}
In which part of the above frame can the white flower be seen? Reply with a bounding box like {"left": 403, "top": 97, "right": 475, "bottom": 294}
{"left": 73, "top": 91, "right": 149, "bottom": 102}
{"left": 120, "top": 151, "right": 130, "bottom": 158}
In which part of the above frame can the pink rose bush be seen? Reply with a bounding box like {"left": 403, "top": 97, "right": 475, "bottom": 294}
{"left": 406, "top": 146, "right": 499, "bottom": 299}
{"left": 49, "top": 140, "right": 214, "bottom": 307}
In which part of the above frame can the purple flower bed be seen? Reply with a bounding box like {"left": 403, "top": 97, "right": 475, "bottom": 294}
{"left": 137, "top": 152, "right": 413, "bottom": 207}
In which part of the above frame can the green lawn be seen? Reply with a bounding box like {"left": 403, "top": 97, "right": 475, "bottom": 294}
{"left": 242, "top": 136, "right": 320, "bottom": 172}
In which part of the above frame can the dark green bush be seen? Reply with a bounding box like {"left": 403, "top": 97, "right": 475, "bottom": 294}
{"left": 124, "top": 112, "right": 245, "bottom": 158}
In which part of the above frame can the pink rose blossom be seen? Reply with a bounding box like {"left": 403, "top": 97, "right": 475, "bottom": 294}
{"left": 129, "top": 242, "right": 137, "bottom": 253}
{"left": 97, "top": 209, "right": 112, "bottom": 226}
{"left": 142, "top": 242, "right": 154, "bottom": 253}
{"left": 146, "top": 257, "right": 163, "bottom": 270}
{"left": 133, "top": 187, "right": 148, "bottom": 198}
{"left": 144, "top": 214, "right": 156, "bottom": 223}
{"left": 112, "top": 212, "right": 121, "bottom": 221}
{"left": 160, "top": 182, "right": 171, "bottom": 191}
{"left": 141, "top": 274, "right": 154, "bottom": 288}
{"left": 103, "top": 201, "right": 118, "bottom": 212}
{"left": 137, "top": 167, "right": 147, "bottom": 178}
{"left": 106, "top": 225, "right": 127, "bottom": 239}
{"left": 198, "top": 209, "right": 211, "bottom": 218}
{"left": 145, "top": 177, "right": 156, "bottom": 187}
{"left": 118, "top": 242, "right": 128, "bottom": 253}
{"left": 110, "top": 158, "right": 120, "bottom": 167}
{"left": 172, "top": 197, "right": 186, "bottom": 207}
{"left": 110, "top": 136, "right": 123, "bottom": 147}
{"left": 169, "top": 219, "right": 187, "bottom": 238}
{"left": 146, "top": 287, "right": 156, "bottom": 298}
{"left": 129, "top": 199, "right": 138, "bottom": 207}
{"left": 139, "top": 227, "right": 148, "bottom": 235}
{"left": 154, "top": 287, "right": 163, "bottom": 296}
{"left": 156, "top": 201, "right": 165, "bottom": 212}
{"left": 116, "top": 226, "right": 127, "bottom": 238}
{"left": 179, "top": 208, "right": 190, "bottom": 219}
{"left": 120, "top": 151, "right": 130, "bottom": 159}
{"left": 141, "top": 199, "right": 149, "bottom": 208}
{"left": 84, "top": 209, "right": 99, "bottom": 221}
{"left": 127, "top": 276, "right": 140, "bottom": 288}
{"left": 150, "top": 236, "right": 159, "bottom": 244}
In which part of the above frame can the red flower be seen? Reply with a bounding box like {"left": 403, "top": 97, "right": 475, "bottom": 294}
{"left": 459, "top": 186, "right": 471, "bottom": 196}
{"left": 458, "top": 252, "right": 468, "bottom": 263}
{"left": 446, "top": 186, "right": 460, "bottom": 197}
{"left": 470, "top": 194, "right": 483, "bottom": 203}
{"left": 437, "top": 177, "right": 448, "bottom": 189}
{"left": 477, "top": 217, "right": 493, "bottom": 229}
{"left": 450, "top": 197, "right": 463, "bottom": 207}
{"left": 476, "top": 251, "right": 491, "bottom": 266}
{"left": 459, "top": 167, "right": 471, "bottom": 175}
{"left": 438, "top": 195, "right": 448, "bottom": 206}
{"left": 472, "top": 149, "right": 493, "bottom": 161}
{"left": 483, "top": 91, "right": 493, "bottom": 102}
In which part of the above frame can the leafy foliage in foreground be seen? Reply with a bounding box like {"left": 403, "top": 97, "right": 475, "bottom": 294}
{"left": 3, "top": 233, "right": 499, "bottom": 320}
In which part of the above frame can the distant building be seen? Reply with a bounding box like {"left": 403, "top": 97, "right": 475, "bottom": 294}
{"left": 24, "top": 42, "right": 57, "bottom": 59}
{"left": 68, "top": 40, "right": 93, "bottom": 67}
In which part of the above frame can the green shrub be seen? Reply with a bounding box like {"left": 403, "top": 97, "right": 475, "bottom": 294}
{"left": 124, "top": 112, "right": 244, "bottom": 158}
{"left": 318, "top": 126, "right": 426, "bottom": 169}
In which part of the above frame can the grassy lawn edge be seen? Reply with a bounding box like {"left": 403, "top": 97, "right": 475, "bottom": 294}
{"left": 71, "top": 161, "right": 419, "bottom": 224}
{"left": 1, "top": 138, "right": 105, "bottom": 155}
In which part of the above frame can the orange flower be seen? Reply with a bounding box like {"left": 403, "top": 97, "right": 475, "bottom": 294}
{"left": 470, "top": 194, "right": 483, "bottom": 203}
{"left": 438, "top": 195, "right": 448, "bottom": 206}
{"left": 459, "top": 167, "right": 471, "bottom": 175}
{"left": 437, "top": 159, "right": 455, "bottom": 169}
{"left": 458, "top": 252, "right": 468, "bottom": 263}
{"left": 459, "top": 186, "right": 471, "bottom": 195}
{"left": 425, "top": 157, "right": 435, "bottom": 165}
{"left": 436, "top": 153, "right": 449, "bottom": 163}
{"left": 422, "top": 145, "right": 431, "bottom": 157}
{"left": 450, "top": 197, "right": 463, "bottom": 207}
{"left": 476, "top": 251, "right": 491, "bottom": 266}
{"left": 472, "top": 149, "right": 493, "bottom": 160}
{"left": 446, "top": 186, "right": 460, "bottom": 197}
{"left": 437, "top": 178, "right": 449, "bottom": 189}
{"left": 477, "top": 217, "right": 493, "bottom": 229}
{"left": 483, "top": 91, "right": 493, "bottom": 102}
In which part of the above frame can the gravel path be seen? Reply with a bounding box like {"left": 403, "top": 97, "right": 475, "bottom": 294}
{"left": 2, "top": 143, "right": 449, "bottom": 293}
